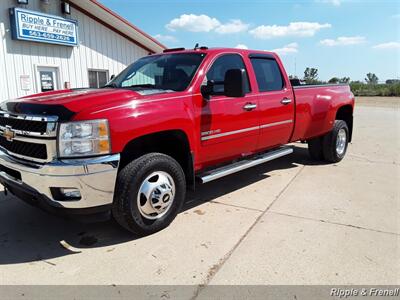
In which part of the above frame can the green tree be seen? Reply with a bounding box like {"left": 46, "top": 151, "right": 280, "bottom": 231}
{"left": 303, "top": 68, "right": 319, "bottom": 84}
{"left": 340, "top": 77, "right": 350, "bottom": 84}
{"left": 365, "top": 73, "right": 378, "bottom": 85}
{"left": 386, "top": 79, "right": 400, "bottom": 84}
{"left": 328, "top": 77, "right": 340, "bottom": 84}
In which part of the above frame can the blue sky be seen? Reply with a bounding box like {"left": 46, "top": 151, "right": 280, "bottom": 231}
{"left": 100, "top": 0, "right": 399, "bottom": 82}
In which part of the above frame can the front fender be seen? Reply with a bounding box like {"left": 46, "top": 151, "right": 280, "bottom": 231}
{"left": 74, "top": 94, "right": 197, "bottom": 154}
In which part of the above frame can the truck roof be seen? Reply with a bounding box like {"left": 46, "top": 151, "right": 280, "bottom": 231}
{"left": 156, "top": 47, "right": 277, "bottom": 57}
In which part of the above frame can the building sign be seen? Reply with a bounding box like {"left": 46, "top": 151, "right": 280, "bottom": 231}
{"left": 9, "top": 8, "right": 78, "bottom": 46}
{"left": 40, "top": 71, "right": 55, "bottom": 92}
{"left": 20, "top": 75, "right": 31, "bottom": 91}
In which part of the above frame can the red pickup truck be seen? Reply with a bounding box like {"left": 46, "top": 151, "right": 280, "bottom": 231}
{"left": 0, "top": 47, "right": 354, "bottom": 235}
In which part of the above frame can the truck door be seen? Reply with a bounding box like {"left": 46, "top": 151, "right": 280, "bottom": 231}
{"left": 199, "top": 53, "right": 259, "bottom": 165}
{"left": 249, "top": 54, "right": 295, "bottom": 150}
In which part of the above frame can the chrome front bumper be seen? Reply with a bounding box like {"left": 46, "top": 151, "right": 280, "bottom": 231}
{"left": 0, "top": 149, "right": 120, "bottom": 210}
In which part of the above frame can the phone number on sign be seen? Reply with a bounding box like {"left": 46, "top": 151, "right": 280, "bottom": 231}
{"left": 22, "top": 29, "right": 74, "bottom": 42}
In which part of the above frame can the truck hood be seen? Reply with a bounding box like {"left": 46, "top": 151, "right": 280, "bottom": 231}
{"left": 0, "top": 88, "right": 166, "bottom": 121}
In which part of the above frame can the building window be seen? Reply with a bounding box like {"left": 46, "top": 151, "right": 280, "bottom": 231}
{"left": 88, "top": 70, "right": 109, "bottom": 88}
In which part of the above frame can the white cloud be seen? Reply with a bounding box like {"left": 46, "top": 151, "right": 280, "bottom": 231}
{"left": 166, "top": 14, "right": 249, "bottom": 35}
{"left": 249, "top": 22, "right": 331, "bottom": 39}
{"left": 372, "top": 42, "right": 400, "bottom": 50}
{"left": 166, "top": 14, "right": 220, "bottom": 32}
{"left": 235, "top": 44, "right": 248, "bottom": 49}
{"left": 215, "top": 20, "right": 249, "bottom": 34}
{"left": 316, "top": 0, "right": 341, "bottom": 6}
{"left": 153, "top": 34, "right": 178, "bottom": 43}
{"left": 320, "top": 36, "right": 366, "bottom": 46}
{"left": 270, "top": 43, "right": 299, "bottom": 55}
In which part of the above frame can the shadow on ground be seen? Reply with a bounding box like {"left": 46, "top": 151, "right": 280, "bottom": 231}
{"left": 0, "top": 145, "right": 320, "bottom": 264}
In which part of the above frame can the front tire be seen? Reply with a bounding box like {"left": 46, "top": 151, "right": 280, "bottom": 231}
{"left": 322, "top": 120, "right": 349, "bottom": 163}
{"left": 112, "top": 153, "right": 186, "bottom": 235}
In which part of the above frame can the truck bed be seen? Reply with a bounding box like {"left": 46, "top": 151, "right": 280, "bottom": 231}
{"left": 290, "top": 84, "right": 353, "bottom": 142}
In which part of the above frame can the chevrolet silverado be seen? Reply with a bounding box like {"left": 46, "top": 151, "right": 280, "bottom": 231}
{"left": 0, "top": 47, "right": 354, "bottom": 235}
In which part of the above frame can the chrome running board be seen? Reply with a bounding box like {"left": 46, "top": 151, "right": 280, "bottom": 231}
{"left": 197, "top": 146, "right": 293, "bottom": 184}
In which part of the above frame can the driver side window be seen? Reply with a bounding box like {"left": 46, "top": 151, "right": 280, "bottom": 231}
{"left": 206, "top": 54, "right": 251, "bottom": 95}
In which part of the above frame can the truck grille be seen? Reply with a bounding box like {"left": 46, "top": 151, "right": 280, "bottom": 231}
{"left": 0, "top": 111, "right": 57, "bottom": 163}
{"left": 0, "top": 136, "right": 48, "bottom": 160}
{"left": 0, "top": 116, "right": 48, "bottom": 133}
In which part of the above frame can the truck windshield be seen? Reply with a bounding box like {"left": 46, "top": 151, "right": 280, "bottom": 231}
{"left": 105, "top": 53, "right": 206, "bottom": 92}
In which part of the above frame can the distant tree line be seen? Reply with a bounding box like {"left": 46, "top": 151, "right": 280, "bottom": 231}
{"left": 288, "top": 68, "right": 400, "bottom": 96}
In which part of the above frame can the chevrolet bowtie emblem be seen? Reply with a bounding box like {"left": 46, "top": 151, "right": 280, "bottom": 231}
{"left": 3, "top": 126, "right": 16, "bottom": 142}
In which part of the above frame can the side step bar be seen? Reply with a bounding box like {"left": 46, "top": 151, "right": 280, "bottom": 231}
{"left": 197, "top": 146, "right": 293, "bottom": 184}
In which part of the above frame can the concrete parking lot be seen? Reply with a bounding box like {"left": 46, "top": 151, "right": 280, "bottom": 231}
{"left": 0, "top": 97, "right": 399, "bottom": 292}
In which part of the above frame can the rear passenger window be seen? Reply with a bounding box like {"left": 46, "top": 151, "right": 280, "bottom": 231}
{"left": 250, "top": 58, "right": 284, "bottom": 92}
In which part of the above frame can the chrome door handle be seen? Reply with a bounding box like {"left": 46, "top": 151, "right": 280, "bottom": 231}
{"left": 281, "top": 98, "right": 292, "bottom": 105}
{"left": 243, "top": 103, "right": 257, "bottom": 111}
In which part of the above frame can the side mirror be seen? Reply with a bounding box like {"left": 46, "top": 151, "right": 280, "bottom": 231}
{"left": 224, "top": 69, "right": 246, "bottom": 98}
{"left": 201, "top": 80, "right": 215, "bottom": 100}
{"left": 290, "top": 78, "right": 301, "bottom": 87}
{"left": 110, "top": 74, "right": 115, "bottom": 80}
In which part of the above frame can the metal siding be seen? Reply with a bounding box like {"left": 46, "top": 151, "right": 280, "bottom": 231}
{"left": 0, "top": 0, "right": 150, "bottom": 101}
{"left": 0, "top": 21, "right": 9, "bottom": 100}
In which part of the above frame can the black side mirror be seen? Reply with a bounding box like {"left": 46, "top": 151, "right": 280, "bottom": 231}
{"left": 290, "top": 78, "right": 301, "bottom": 86}
{"left": 201, "top": 80, "right": 215, "bottom": 100}
{"left": 224, "top": 69, "right": 246, "bottom": 98}
{"left": 110, "top": 74, "right": 115, "bottom": 80}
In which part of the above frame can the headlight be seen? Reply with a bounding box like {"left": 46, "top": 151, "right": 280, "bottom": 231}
{"left": 58, "top": 119, "right": 111, "bottom": 157}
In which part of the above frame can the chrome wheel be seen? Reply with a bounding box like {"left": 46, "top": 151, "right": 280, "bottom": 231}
{"left": 336, "top": 128, "right": 347, "bottom": 156}
{"left": 137, "top": 171, "right": 176, "bottom": 220}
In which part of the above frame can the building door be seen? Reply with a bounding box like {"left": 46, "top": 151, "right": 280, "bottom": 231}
{"left": 36, "top": 66, "right": 60, "bottom": 93}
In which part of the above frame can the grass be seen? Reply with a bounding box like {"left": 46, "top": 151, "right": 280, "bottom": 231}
{"left": 349, "top": 83, "right": 400, "bottom": 97}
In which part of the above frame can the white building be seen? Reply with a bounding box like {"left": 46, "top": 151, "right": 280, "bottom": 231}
{"left": 0, "top": 0, "right": 165, "bottom": 101}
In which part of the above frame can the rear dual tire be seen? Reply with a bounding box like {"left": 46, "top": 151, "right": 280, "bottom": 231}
{"left": 308, "top": 120, "right": 349, "bottom": 163}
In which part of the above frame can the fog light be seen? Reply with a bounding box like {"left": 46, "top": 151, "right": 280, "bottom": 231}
{"left": 60, "top": 188, "right": 81, "bottom": 199}
{"left": 51, "top": 187, "right": 81, "bottom": 201}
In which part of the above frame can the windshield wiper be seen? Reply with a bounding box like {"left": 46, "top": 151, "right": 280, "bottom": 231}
{"left": 103, "top": 83, "right": 118, "bottom": 88}
{"left": 127, "top": 84, "right": 158, "bottom": 89}
{"left": 104, "top": 83, "right": 165, "bottom": 90}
